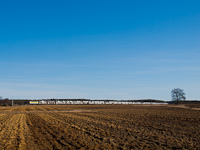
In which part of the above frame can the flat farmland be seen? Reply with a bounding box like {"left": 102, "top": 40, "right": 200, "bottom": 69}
{"left": 0, "top": 105, "right": 199, "bottom": 149}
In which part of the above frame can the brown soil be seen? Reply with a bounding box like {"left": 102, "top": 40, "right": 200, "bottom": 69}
{"left": 0, "top": 105, "right": 199, "bottom": 149}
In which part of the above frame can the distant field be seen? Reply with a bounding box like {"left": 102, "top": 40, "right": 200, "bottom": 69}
{"left": 0, "top": 105, "right": 199, "bottom": 149}
{"left": 185, "top": 104, "right": 200, "bottom": 108}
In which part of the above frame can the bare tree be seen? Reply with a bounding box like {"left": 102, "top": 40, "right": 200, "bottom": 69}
{"left": 171, "top": 88, "right": 186, "bottom": 104}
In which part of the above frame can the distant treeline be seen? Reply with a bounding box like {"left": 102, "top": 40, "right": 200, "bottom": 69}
{"left": 0, "top": 98, "right": 200, "bottom": 106}
{"left": 123, "top": 99, "right": 165, "bottom": 103}
{"left": 0, "top": 99, "right": 30, "bottom": 106}
{"left": 12, "top": 99, "right": 167, "bottom": 103}
{"left": 169, "top": 100, "right": 200, "bottom": 104}
{"left": 0, "top": 99, "right": 12, "bottom": 106}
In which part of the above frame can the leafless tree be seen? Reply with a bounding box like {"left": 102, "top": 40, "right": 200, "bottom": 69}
{"left": 171, "top": 88, "right": 186, "bottom": 104}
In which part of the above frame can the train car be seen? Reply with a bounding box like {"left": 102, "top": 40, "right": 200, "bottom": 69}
{"left": 29, "top": 100, "right": 39, "bottom": 104}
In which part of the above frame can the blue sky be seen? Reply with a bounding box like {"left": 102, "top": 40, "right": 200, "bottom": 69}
{"left": 0, "top": 0, "right": 200, "bottom": 100}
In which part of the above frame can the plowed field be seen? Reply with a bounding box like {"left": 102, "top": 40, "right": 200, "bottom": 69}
{"left": 0, "top": 105, "right": 199, "bottom": 149}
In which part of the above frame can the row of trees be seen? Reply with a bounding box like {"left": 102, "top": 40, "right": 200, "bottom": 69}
{"left": 0, "top": 88, "right": 188, "bottom": 106}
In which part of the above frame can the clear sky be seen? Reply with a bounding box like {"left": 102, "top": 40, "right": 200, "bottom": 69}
{"left": 0, "top": 0, "right": 200, "bottom": 100}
